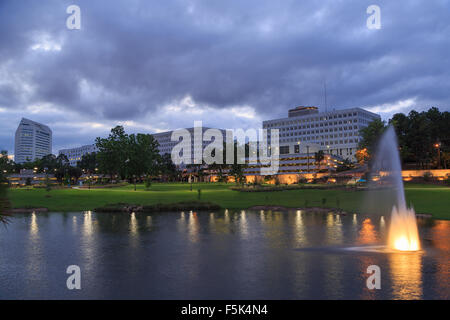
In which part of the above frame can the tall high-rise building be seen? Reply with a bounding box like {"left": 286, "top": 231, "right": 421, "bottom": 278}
{"left": 14, "top": 118, "right": 52, "bottom": 164}
{"left": 263, "top": 106, "right": 380, "bottom": 161}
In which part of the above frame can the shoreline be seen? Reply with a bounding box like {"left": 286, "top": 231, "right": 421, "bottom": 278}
{"left": 6, "top": 205, "right": 434, "bottom": 219}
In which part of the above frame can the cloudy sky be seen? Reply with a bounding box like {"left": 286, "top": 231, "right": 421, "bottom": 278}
{"left": 1, "top": 0, "right": 449, "bottom": 155}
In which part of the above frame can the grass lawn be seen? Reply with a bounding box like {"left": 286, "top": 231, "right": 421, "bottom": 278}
{"left": 7, "top": 182, "right": 450, "bottom": 220}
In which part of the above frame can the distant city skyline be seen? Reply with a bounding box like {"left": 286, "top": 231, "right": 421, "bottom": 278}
{"left": 1, "top": 0, "right": 449, "bottom": 155}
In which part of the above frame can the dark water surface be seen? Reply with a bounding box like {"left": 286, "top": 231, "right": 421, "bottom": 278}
{"left": 0, "top": 210, "right": 449, "bottom": 299}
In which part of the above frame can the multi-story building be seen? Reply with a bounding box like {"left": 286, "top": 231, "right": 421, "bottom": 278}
{"left": 14, "top": 118, "right": 52, "bottom": 164}
{"left": 151, "top": 127, "right": 227, "bottom": 165}
{"left": 58, "top": 144, "right": 98, "bottom": 167}
{"left": 262, "top": 106, "right": 380, "bottom": 161}
{"left": 243, "top": 143, "right": 342, "bottom": 177}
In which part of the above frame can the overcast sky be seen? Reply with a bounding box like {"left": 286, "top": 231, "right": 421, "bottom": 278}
{"left": 1, "top": 0, "right": 449, "bottom": 154}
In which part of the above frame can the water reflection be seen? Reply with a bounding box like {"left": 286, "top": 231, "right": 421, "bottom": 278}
{"left": 389, "top": 252, "right": 423, "bottom": 300}
{"left": 72, "top": 216, "right": 77, "bottom": 233}
{"left": 292, "top": 210, "right": 307, "bottom": 247}
{"left": 239, "top": 210, "right": 248, "bottom": 238}
{"left": 380, "top": 216, "right": 385, "bottom": 229}
{"left": 30, "top": 212, "right": 39, "bottom": 238}
{"left": 81, "top": 211, "right": 97, "bottom": 274}
{"left": 1, "top": 210, "right": 447, "bottom": 299}
{"left": 431, "top": 220, "right": 450, "bottom": 299}
{"left": 326, "top": 213, "right": 343, "bottom": 244}
{"left": 188, "top": 212, "right": 200, "bottom": 243}
{"left": 83, "top": 211, "right": 94, "bottom": 236}
{"left": 358, "top": 255, "right": 380, "bottom": 300}
{"left": 224, "top": 209, "right": 230, "bottom": 224}
{"left": 130, "top": 212, "right": 138, "bottom": 236}
{"left": 323, "top": 254, "right": 344, "bottom": 299}
{"left": 357, "top": 218, "right": 378, "bottom": 245}
{"left": 261, "top": 211, "right": 286, "bottom": 248}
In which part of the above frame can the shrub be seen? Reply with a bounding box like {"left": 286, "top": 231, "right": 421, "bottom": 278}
{"left": 45, "top": 176, "right": 52, "bottom": 192}
{"left": 298, "top": 177, "right": 308, "bottom": 184}
{"left": 145, "top": 177, "right": 152, "bottom": 190}
{"left": 423, "top": 172, "right": 433, "bottom": 182}
{"left": 275, "top": 176, "right": 280, "bottom": 185}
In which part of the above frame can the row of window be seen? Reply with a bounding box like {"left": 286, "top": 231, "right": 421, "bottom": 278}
{"left": 264, "top": 112, "right": 360, "bottom": 127}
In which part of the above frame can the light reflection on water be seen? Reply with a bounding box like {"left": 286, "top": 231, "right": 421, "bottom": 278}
{"left": 430, "top": 220, "right": 450, "bottom": 299}
{"left": 357, "top": 218, "right": 378, "bottom": 245}
{"left": 0, "top": 210, "right": 448, "bottom": 299}
{"left": 389, "top": 252, "right": 423, "bottom": 300}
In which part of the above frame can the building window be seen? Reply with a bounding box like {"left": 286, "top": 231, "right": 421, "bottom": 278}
{"left": 280, "top": 146, "right": 290, "bottom": 154}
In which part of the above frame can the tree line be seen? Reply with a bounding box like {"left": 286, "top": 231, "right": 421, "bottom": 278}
{"left": 92, "top": 125, "right": 177, "bottom": 190}
{"left": 0, "top": 126, "right": 178, "bottom": 188}
{"left": 358, "top": 107, "right": 450, "bottom": 169}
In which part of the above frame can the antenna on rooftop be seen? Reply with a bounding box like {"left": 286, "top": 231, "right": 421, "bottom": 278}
{"left": 323, "top": 80, "right": 328, "bottom": 113}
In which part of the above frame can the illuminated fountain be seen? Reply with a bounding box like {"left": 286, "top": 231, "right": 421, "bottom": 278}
{"left": 371, "top": 126, "right": 420, "bottom": 251}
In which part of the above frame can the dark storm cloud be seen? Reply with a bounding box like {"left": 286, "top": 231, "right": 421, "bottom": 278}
{"left": 0, "top": 0, "right": 449, "bottom": 153}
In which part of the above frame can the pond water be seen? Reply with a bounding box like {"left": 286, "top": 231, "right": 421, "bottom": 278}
{"left": 0, "top": 210, "right": 449, "bottom": 299}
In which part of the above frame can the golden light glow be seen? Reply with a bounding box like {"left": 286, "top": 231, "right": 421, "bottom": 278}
{"left": 389, "top": 251, "right": 423, "bottom": 299}
{"left": 388, "top": 206, "right": 420, "bottom": 251}
{"left": 358, "top": 218, "right": 377, "bottom": 244}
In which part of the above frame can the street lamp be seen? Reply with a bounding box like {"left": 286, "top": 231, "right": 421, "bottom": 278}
{"left": 434, "top": 142, "right": 441, "bottom": 169}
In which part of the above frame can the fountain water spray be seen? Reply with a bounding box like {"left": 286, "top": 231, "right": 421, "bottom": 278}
{"left": 371, "top": 126, "right": 420, "bottom": 251}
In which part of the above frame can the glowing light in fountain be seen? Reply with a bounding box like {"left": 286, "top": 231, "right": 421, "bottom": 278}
{"left": 388, "top": 207, "right": 420, "bottom": 251}
{"left": 371, "top": 126, "right": 420, "bottom": 252}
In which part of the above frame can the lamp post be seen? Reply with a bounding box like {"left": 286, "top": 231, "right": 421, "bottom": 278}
{"left": 434, "top": 142, "right": 441, "bottom": 169}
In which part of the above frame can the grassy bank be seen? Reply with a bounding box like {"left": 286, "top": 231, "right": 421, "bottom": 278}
{"left": 7, "top": 182, "right": 450, "bottom": 220}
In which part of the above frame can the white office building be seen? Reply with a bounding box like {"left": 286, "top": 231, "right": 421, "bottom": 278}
{"left": 151, "top": 127, "right": 227, "bottom": 165}
{"left": 14, "top": 118, "right": 52, "bottom": 164}
{"left": 263, "top": 106, "right": 380, "bottom": 161}
{"left": 58, "top": 144, "right": 98, "bottom": 167}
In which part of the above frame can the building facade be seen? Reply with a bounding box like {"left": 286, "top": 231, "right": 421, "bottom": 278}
{"left": 14, "top": 118, "right": 52, "bottom": 164}
{"left": 151, "top": 127, "right": 227, "bottom": 166}
{"left": 243, "top": 143, "right": 342, "bottom": 176}
{"left": 7, "top": 169, "right": 57, "bottom": 186}
{"left": 262, "top": 106, "right": 380, "bottom": 161}
{"left": 58, "top": 144, "right": 98, "bottom": 167}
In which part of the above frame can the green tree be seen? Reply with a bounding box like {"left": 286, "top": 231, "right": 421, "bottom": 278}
{"left": 77, "top": 152, "right": 98, "bottom": 172}
{"left": 0, "top": 150, "right": 14, "bottom": 177}
{"left": 158, "top": 153, "right": 178, "bottom": 182}
{"left": 96, "top": 126, "right": 129, "bottom": 180}
{"left": 126, "top": 133, "right": 160, "bottom": 191}
{"left": 208, "top": 141, "right": 230, "bottom": 183}
{"left": 314, "top": 150, "right": 325, "bottom": 172}
{"left": 68, "top": 166, "right": 83, "bottom": 184}
{"left": 230, "top": 163, "right": 245, "bottom": 185}
{"left": 358, "top": 118, "right": 387, "bottom": 160}
{"left": 0, "top": 151, "right": 12, "bottom": 223}
{"left": 336, "top": 159, "right": 354, "bottom": 172}
{"left": 77, "top": 152, "right": 98, "bottom": 185}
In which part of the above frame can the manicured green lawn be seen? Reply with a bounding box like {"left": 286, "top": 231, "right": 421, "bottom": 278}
{"left": 7, "top": 182, "right": 450, "bottom": 219}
